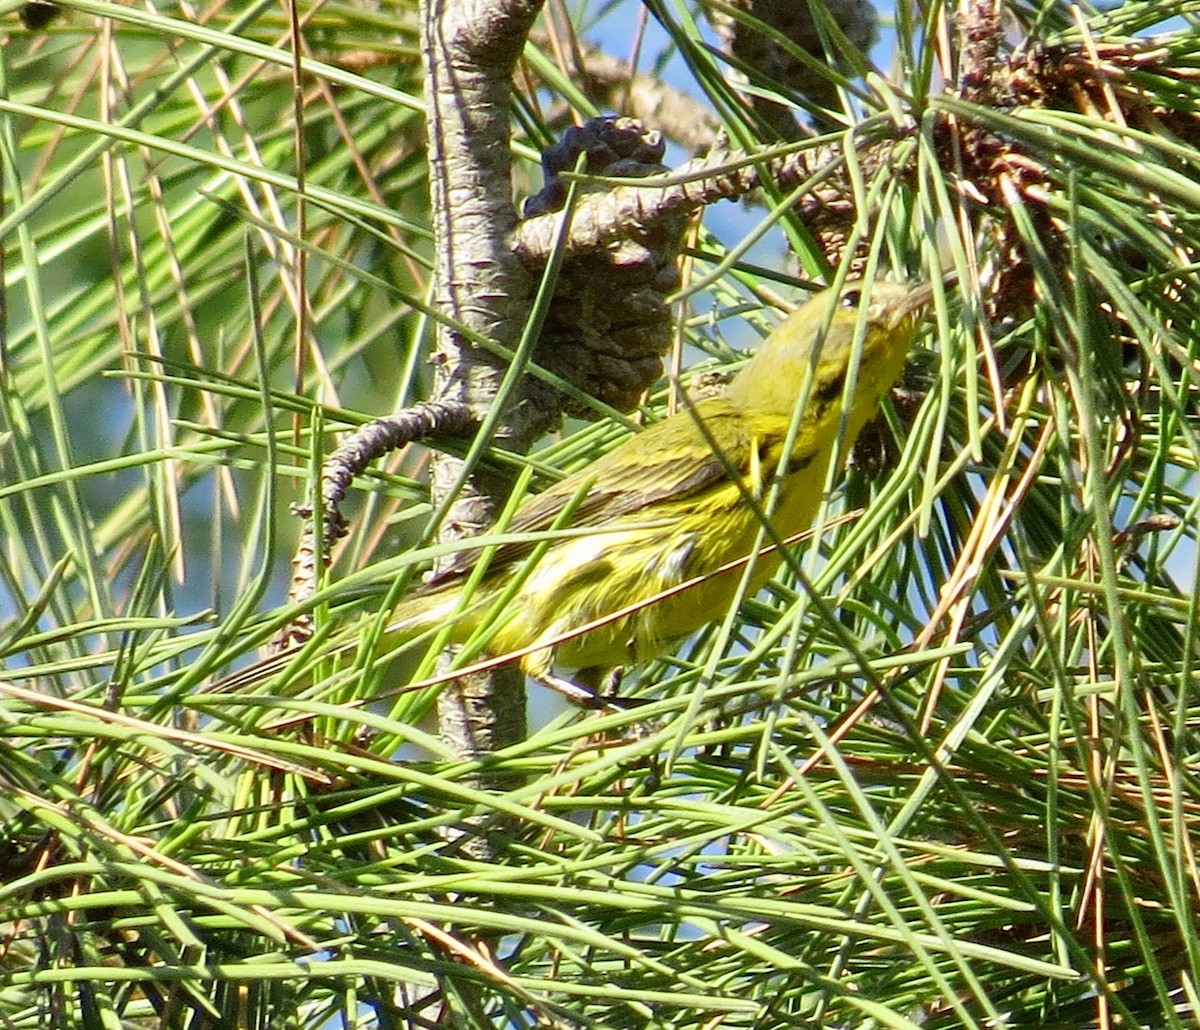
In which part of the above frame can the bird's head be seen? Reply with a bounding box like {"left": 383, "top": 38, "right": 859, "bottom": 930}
{"left": 726, "top": 279, "right": 936, "bottom": 424}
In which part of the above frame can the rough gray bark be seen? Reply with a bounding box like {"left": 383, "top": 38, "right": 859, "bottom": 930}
{"left": 420, "top": 0, "right": 550, "bottom": 767}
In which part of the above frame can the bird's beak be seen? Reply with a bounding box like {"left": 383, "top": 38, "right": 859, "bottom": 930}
{"left": 893, "top": 269, "right": 956, "bottom": 326}
{"left": 891, "top": 280, "right": 935, "bottom": 326}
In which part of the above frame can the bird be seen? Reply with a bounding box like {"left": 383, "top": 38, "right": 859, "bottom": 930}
{"left": 220, "top": 278, "right": 935, "bottom": 705}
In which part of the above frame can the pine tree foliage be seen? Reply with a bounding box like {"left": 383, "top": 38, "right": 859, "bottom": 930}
{"left": 2, "top": 0, "right": 1199, "bottom": 1026}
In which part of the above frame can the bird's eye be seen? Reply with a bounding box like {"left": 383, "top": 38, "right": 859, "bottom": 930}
{"left": 840, "top": 289, "right": 863, "bottom": 309}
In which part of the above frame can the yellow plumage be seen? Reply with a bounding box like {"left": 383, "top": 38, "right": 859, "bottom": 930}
{"left": 229, "top": 279, "right": 934, "bottom": 703}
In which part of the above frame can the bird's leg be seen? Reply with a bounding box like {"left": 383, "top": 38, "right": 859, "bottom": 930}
{"left": 575, "top": 665, "right": 624, "bottom": 699}
{"left": 519, "top": 646, "right": 599, "bottom": 705}
{"left": 521, "top": 652, "right": 642, "bottom": 711}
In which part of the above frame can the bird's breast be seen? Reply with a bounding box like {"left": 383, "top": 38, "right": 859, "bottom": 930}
{"left": 496, "top": 436, "right": 840, "bottom": 674}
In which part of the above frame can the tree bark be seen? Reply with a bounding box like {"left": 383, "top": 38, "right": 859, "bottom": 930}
{"left": 420, "top": 0, "right": 552, "bottom": 766}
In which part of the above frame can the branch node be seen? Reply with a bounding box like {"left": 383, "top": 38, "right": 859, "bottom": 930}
{"left": 275, "top": 401, "right": 477, "bottom": 648}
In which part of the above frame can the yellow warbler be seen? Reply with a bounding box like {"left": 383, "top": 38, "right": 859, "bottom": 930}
{"left": 232, "top": 279, "right": 933, "bottom": 703}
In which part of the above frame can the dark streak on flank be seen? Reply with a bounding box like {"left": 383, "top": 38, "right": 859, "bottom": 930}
{"left": 815, "top": 373, "right": 846, "bottom": 403}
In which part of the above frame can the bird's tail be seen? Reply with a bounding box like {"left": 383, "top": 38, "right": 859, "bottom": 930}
{"left": 381, "top": 582, "right": 472, "bottom": 643}
{"left": 208, "top": 581, "right": 481, "bottom": 694}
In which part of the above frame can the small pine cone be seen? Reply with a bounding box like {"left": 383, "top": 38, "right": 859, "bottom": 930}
{"left": 521, "top": 116, "right": 688, "bottom": 416}
{"left": 709, "top": 0, "right": 879, "bottom": 134}
{"left": 522, "top": 115, "right": 669, "bottom": 218}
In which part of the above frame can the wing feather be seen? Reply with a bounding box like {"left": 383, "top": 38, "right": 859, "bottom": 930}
{"left": 427, "top": 397, "right": 760, "bottom": 584}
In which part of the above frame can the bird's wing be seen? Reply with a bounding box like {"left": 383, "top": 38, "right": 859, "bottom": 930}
{"left": 425, "top": 398, "right": 759, "bottom": 585}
